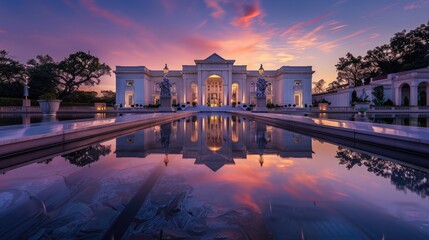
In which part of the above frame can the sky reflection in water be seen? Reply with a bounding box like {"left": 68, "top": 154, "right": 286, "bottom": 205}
{"left": 0, "top": 113, "right": 428, "bottom": 239}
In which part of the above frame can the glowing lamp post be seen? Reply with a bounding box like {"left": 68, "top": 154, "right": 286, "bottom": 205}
{"left": 159, "top": 63, "right": 174, "bottom": 112}
{"left": 253, "top": 64, "right": 268, "bottom": 112}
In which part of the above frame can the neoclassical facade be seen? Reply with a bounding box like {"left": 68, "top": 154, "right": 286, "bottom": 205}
{"left": 115, "top": 53, "right": 314, "bottom": 107}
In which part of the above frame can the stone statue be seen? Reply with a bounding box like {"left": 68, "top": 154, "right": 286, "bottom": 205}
{"left": 160, "top": 77, "right": 172, "bottom": 97}
{"left": 256, "top": 77, "right": 267, "bottom": 97}
{"left": 23, "top": 79, "right": 29, "bottom": 99}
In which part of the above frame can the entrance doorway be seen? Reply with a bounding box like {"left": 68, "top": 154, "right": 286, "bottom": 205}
{"left": 206, "top": 75, "right": 223, "bottom": 107}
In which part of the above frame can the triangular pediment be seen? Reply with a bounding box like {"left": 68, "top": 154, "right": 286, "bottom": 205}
{"left": 195, "top": 53, "right": 235, "bottom": 64}
{"left": 205, "top": 53, "right": 226, "bottom": 62}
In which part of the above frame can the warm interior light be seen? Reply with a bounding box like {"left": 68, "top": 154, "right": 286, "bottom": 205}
{"left": 163, "top": 64, "right": 169, "bottom": 75}
{"left": 258, "top": 64, "right": 264, "bottom": 76}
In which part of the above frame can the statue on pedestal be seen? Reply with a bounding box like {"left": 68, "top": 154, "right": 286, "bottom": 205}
{"left": 256, "top": 77, "right": 267, "bottom": 97}
{"left": 23, "top": 78, "right": 29, "bottom": 100}
{"left": 160, "top": 77, "right": 171, "bottom": 97}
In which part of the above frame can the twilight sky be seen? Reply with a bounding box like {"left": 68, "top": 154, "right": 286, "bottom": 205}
{"left": 1, "top": 0, "right": 428, "bottom": 92}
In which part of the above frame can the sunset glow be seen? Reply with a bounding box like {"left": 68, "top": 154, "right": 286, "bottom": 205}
{"left": 1, "top": 0, "right": 428, "bottom": 91}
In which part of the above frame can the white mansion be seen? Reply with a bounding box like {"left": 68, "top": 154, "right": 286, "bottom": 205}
{"left": 115, "top": 53, "right": 313, "bottom": 107}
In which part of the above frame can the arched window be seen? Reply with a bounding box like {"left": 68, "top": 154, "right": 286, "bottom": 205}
{"left": 294, "top": 80, "right": 302, "bottom": 86}
{"left": 191, "top": 83, "right": 198, "bottom": 104}
{"left": 172, "top": 83, "right": 177, "bottom": 96}
{"left": 232, "top": 83, "right": 238, "bottom": 103}
{"left": 154, "top": 83, "right": 161, "bottom": 95}
{"left": 267, "top": 82, "right": 272, "bottom": 95}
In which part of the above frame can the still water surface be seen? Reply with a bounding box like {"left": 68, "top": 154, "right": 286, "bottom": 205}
{"left": 0, "top": 113, "right": 428, "bottom": 239}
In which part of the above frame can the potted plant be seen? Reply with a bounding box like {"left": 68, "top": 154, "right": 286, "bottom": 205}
{"left": 353, "top": 96, "right": 371, "bottom": 115}
{"left": 38, "top": 93, "right": 62, "bottom": 115}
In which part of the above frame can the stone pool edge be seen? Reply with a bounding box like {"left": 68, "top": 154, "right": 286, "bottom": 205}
{"left": 0, "top": 112, "right": 195, "bottom": 158}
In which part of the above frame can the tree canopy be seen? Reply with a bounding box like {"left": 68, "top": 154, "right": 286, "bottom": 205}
{"left": 336, "top": 21, "right": 429, "bottom": 87}
{"left": 0, "top": 50, "right": 112, "bottom": 100}
{"left": 56, "top": 51, "right": 111, "bottom": 99}
{"left": 26, "top": 55, "right": 57, "bottom": 99}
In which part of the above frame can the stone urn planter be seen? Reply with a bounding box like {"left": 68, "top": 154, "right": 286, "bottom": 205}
{"left": 354, "top": 102, "right": 371, "bottom": 115}
{"left": 38, "top": 93, "right": 61, "bottom": 115}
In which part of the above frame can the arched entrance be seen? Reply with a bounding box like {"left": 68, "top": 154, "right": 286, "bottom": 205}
{"left": 231, "top": 83, "right": 238, "bottom": 104}
{"left": 191, "top": 83, "right": 198, "bottom": 105}
{"left": 418, "top": 82, "right": 428, "bottom": 106}
{"left": 206, "top": 75, "right": 223, "bottom": 107}
{"left": 401, "top": 83, "right": 410, "bottom": 106}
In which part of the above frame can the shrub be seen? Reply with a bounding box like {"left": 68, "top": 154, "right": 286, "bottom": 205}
{"left": 384, "top": 98, "right": 394, "bottom": 106}
{"left": 39, "top": 93, "right": 57, "bottom": 100}
{"left": 181, "top": 104, "right": 185, "bottom": 108}
{"left": 0, "top": 97, "right": 23, "bottom": 106}
{"left": 177, "top": 107, "right": 182, "bottom": 111}
{"left": 243, "top": 104, "right": 247, "bottom": 108}
{"left": 246, "top": 107, "right": 251, "bottom": 111}
{"left": 232, "top": 102, "right": 237, "bottom": 107}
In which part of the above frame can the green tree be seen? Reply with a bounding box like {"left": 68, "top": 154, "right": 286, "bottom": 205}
{"left": 99, "top": 90, "right": 116, "bottom": 105}
{"left": 0, "top": 50, "right": 25, "bottom": 98}
{"left": 365, "top": 44, "right": 401, "bottom": 76}
{"left": 26, "top": 55, "right": 57, "bottom": 99}
{"left": 312, "top": 79, "right": 325, "bottom": 94}
{"left": 371, "top": 86, "right": 385, "bottom": 106}
{"left": 351, "top": 90, "right": 358, "bottom": 104}
{"left": 63, "top": 91, "right": 98, "bottom": 103}
{"left": 56, "top": 51, "right": 111, "bottom": 99}
{"left": 335, "top": 52, "right": 369, "bottom": 87}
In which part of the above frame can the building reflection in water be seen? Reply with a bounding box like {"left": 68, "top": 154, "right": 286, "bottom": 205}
{"left": 116, "top": 114, "right": 313, "bottom": 171}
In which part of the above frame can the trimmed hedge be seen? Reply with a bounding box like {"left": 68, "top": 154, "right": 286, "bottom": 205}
{"left": 0, "top": 97, "right": 37, "bottom": 106}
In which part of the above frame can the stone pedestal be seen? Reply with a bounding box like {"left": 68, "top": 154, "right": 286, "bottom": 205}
{"left": 159, "top": 96, "right": 174, "bottom": 112}
{"left": 22, "top": 99, "right": 31, "bottom": 107}
{"left": 253, "top": 96, "right": 267, "bottom": 112}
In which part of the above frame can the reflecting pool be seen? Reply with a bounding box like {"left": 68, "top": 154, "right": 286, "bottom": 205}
{"left": 0, "top": 114, "right": 428, "bottom": 239}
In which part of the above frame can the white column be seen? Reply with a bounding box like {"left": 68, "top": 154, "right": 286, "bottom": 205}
{"left": 394, "top": 86, "right": 400, "bottom": 106}
{"left": 198, "top": 69, "right": 202, "bottom": 105}
{"left": 410, "top": 82, "right": 418, "bottom": 106}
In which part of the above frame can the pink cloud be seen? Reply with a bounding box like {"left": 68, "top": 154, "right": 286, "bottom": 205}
{"left": 80, "top": 0, "right": 134, "bottom": 28}
{"left": 232, "top": 1, "right": 263, "bottom": 28}
{"left": 318, "top": 29, "right": 366, "bottom": 52}
{"left": 0, "top": 29, "right": 6, "bottom": 34}
{"left": 280, "top": 13, "right": 332, "bottom": 37}
{"left": 370, "top": 33, "right": 380, "bottom": 39}
{"left": 330, "top": 24, "right": 348, "bottom": 31}
{"left": 204, "top": 0, "right": 225, "bottom": 18}
{"left": 194, "top": 19, "right": 208, "bottom": 30}
{"left": 404, "top": 0, "right": 429, "bottom": 10}
{"left": 360, "top": 2, "right": 399, "bottom": 19}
